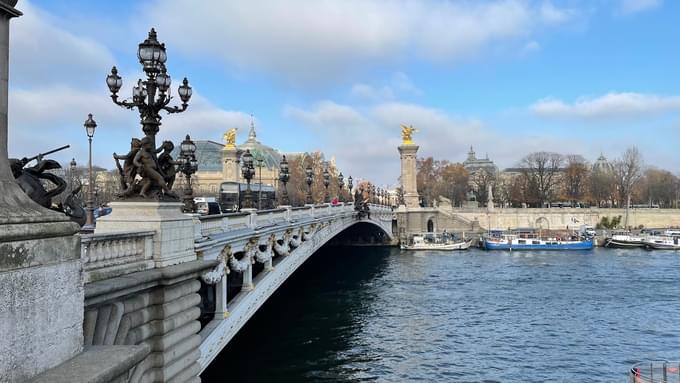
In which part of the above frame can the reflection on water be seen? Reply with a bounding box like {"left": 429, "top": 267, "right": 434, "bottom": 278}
{"left": 201, "top": 246, "right": 680, "bottom": 383}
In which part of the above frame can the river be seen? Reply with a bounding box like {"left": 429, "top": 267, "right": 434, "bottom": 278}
{"left": 201, "top": 246, "right": 680, "bottom": 382}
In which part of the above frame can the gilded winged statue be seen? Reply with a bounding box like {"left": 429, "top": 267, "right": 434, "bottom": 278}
{"left": 400, "top": 124, "right": 418, "bottom": 144}
{"left": 223, "top": 128, "right": 238, "bottom": 148}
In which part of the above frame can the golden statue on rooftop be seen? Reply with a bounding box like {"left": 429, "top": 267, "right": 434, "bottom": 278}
{"left": 223, "top": 128, "right": 238, "bottom": 149}
{"left": 400, "top": 124, "right": 418, "bottom": 145}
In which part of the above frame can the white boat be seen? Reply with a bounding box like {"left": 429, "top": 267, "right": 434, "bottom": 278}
{"left": 643, "top": 234, "right": 680, "bottom": 250}
{"left": 400, "top": 233, "right": 472, "bottom": 251}
{"left": 604, "top": 230, "right": 645, "bottom": 248}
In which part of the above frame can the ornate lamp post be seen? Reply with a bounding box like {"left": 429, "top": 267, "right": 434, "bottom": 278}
{"left": 337, "top": 172, "right": 344, "bottom": 202}
{"left": 348, "top": 176, "right": 353, "bottom": 201}
{"left": 105, "top": 28, "right": 192, "bottom": 199}
{"left": 69, "top": 158, "right": 77, "bottom": 193}
{"left": 278, "top": 155, "right": 290, "bottom": 206}
{"left": 322, "top": 164, "right": 330, "bottom": 203}
{"left": 256, "top": 156, "right": 264, "bottom": 210}
{"left": 83, "top": 114, "right": 97, "bottom": 230}
{"left": 241, "top": 149, "right": 255, "bottom": 209}
{"left": 371, "top": 184, "right": 376, "bottom": 204}
{"left": 305, "top": 165, "right": 314, "bottom": 205}
{"left": 179, "top": 134, "right": 198, "bottom": 213}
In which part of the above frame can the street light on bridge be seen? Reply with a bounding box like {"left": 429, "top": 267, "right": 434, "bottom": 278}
{"left": 106, "top": 29, "right": 193, "bottom": 147}
{"left": 337, "top": 172, "right": 344, "bottom": 202}
{"left": 278, "top": 155, "right": 290, "bottom": 206}
{"left": 322, "top": 164, "right": 330, "bottom": 203}
{"left": 241, "top": 149, "right": 255, "bottom": 209}
{"left": 83, "top": 114, "right": 97, "bottom": 232}
{"left": 305, "top": 165, "right": 314, "bottom": 205}
{"left": 179, "top": 134, "right": 198, "bottom": 213}
{"left": 347, "top": 176, "right": 353, "bottom": 201}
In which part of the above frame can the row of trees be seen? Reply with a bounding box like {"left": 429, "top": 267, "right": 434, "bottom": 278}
{"left": 416, "top": 146, "right": 680, "bottom": 209}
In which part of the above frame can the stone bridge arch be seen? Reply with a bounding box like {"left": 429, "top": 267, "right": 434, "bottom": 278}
{"left": 195, "top": 204, "right": 394, "bottom": 371}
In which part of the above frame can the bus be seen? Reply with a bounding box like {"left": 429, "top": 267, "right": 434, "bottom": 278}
{"left": 219, "top": 181, "right": 277, "bottom": 212}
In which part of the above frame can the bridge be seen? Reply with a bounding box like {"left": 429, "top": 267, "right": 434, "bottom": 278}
{"left": 50, "top": 202, "right": 393, "bottom": 383}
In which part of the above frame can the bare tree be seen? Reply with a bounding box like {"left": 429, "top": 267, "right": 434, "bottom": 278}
{"left": 613, "top": 146, "right": 643, "bottom": 226}
{"left": 470, "top": 168, "right": 496, "bottom": 206}
{"left": 562, "top": 155, "right": 590, "bottom": 205}
{"left": 519, "top": 152, "right": 564, "bottom": 207}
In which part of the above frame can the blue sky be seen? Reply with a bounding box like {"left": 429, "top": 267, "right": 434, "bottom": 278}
{"left": 7, "top": 0, "right": 680, "bottom": 186}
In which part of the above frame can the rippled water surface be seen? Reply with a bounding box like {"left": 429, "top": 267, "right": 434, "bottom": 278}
{"left": 201, "top": 246, "right": 680, "bottom": 382}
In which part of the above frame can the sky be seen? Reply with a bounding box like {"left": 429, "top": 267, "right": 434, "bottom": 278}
{"left": 6, "top": 0, "right": 680, "bottom": 187}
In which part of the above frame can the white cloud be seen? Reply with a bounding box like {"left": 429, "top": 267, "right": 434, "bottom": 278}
{"left": 143, "top": 0, "right": 576, "bottom": 84}
{"left": 285, "top": 100, "right": 499, "bottom": 184}
{"left": 530, "top": 92, "right": 680, "bottom": 120}
{"left": 350, "top": 72, "right": 421, "bottom": 102}
{"left": 10, "top": 0, "right": 115, "bottom": 88}
{"left": 619, "top": 0, "right": 661, "bottom": 14}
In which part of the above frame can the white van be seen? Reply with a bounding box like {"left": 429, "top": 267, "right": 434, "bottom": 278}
{"left": 194, "top": 197, "right": 221, "bottom": 215}
{"left": 579, "top": 225, "right": 596, "bottom": 238}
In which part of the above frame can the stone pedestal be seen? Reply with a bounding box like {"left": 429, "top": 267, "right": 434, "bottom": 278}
{"left": 398, "top": 144, "right": 420, "bottom": 208}
{"left": 221, "top": 146, "right": 240, "bottom": 183}
{"left": 95, "top": 201, "right": 196, "bottom": 267}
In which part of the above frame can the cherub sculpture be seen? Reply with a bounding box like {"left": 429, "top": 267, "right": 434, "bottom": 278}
{"left": 113, "top": 138, "right": 142, "bottom": 197}
{"left": 132, "top": 136, "right": 178, "bottom": 199}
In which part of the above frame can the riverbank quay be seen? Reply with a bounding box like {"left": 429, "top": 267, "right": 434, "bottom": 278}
{"left": 396, "top": 205, "right": 680, "bottom": 242}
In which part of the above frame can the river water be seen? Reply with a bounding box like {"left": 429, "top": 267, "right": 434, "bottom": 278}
{"left": 201, "top": 246, "right": 680, "bottom": 382}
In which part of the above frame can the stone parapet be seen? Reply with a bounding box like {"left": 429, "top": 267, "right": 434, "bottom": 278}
{"left": 95, "top": 202, "right": 196, "bottom": 268}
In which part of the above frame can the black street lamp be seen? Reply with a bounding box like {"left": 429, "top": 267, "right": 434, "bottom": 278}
{"left": 69, "top": 158, "right": 77, "bottom": 194}
{"left": 337, "top": 172, "right": 344, "bottom": 202}
{"left": 305, "top": 165, "right": 314, "bottom": 205}
{"left": 278, "top": 155, "right": 290, "bottom": 206}
{"left": 83, "top": 114, "right": 97, "bottom": 231}
{"left": 179, "top": 134, "right": 198, "bottom": 213}
{"left": 348, "top": 176, "right": 353, "bottom": 201}
{"left": 241, "top": 149, "right": 255, "bottom": 209}
{"left": 371, "top": 184, "right": 376, "bottom": 204}
{"left": 106, "top": 28, "right": 192, "bottom": 179}
{"left": 322, "top": 164, "right": 330, "bottom": 203}
{"left": 256, "top": 156, "right": 264, "bottom": 210}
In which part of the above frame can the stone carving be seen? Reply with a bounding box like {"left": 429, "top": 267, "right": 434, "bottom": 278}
{"left": 400, "top": 124, "right": 418, "bottom": 144}
{"left": 156, "top": 140, "right": 179, "bottom": 190}
{"left": 251, "top": 234, "right": 275, "bottom": 264}
{"left": 202, "top": 244, "right": 232, "bottom": 284}
{"left": 228, "top": 252, "right": 251, "bottom": 273}
{"left": 113, "top": 138, "right": 142, "bottom": 197}
{"left": 115, "top": 137, "right": 180, "bottom": 200}
{"left": 274, "top": 230, "right": 292, "bottom": 256}
{"left": 223, "top": 128, "right": 238, "bottom": 149}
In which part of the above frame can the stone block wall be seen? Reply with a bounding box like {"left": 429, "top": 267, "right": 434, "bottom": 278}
{"left": 83, "top": 260, "right": 217, "bottom": 383}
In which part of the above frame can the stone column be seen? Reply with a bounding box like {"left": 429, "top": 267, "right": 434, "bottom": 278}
{"left": 214, "top": 274, "right": 228, "bottom": 319}
{"left": 398, "top": 144, "right": 420, "bottom": 208}
{"left": 0, "top": 2, "right": 84, "bottom": 382}
{"left": 241, "top": 256, "right": 253, "bottom": 291}
{"left": 221, "top": 145, "right": 240, "bottom": 182}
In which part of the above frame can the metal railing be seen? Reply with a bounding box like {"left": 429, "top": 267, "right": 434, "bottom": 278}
{"left": 630, "top": 361, "right": 680, "bottom": 383}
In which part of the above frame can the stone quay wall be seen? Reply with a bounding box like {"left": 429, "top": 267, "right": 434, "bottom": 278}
{"left": 397, "top": 207, "right": 680, "bottom": 236}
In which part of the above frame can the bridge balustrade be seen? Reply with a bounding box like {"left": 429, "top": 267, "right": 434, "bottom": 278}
{"left": 80, "top": 230, "right": 155, "bottom": 283}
